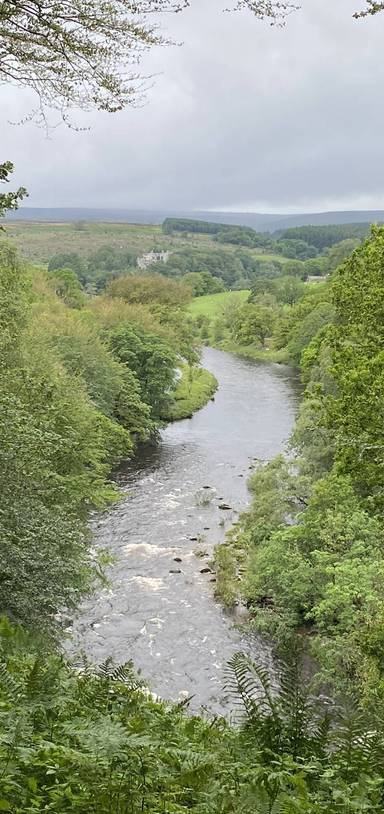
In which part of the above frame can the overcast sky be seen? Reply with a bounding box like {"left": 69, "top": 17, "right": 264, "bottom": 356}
{"left": 1, "top": 0, "right": 383, "bottom": 212}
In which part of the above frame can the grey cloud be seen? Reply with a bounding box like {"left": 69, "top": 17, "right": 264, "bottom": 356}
{"left": 1, "top": 0, "right": 384, "bottom": 211}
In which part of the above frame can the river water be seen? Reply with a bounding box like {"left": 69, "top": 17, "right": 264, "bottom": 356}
{"left": 70, "top": 348, "right": 299, "bottom": 715}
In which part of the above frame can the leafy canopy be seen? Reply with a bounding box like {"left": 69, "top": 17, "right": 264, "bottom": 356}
{"left": 0, "top": 162, "right": 27, "bottom": 220}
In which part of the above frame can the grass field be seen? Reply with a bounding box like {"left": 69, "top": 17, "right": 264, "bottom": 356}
{"left": 2, "top": 221, "right": 168, "bottom": 264}
{"left": 251, "top": 252, "right": 293, "bottom": 265}
{"left": 0, "top": 221, "right": 231, "bottom": 264}
{"left": 188, "top": 290, "right": 250, "bottom": 318}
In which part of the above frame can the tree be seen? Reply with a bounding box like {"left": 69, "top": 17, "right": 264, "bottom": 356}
{"left": 49, "top": 267, "right": 86, "bottom": 309}
{"left": 107, "top": 273, "right": 191, "bottom": 310}
{"left": 0, "top": 1, "right": 186, "bottom": 119}
{"left": 0, "top": 162, "right": 27, "bottom": 220}
{"left": 0, "top": 0, "right": 300, "bottom": 122}
{"left": 248, "top": 279, "right": 276, "bottom": 302}
{"left": 239, "top": 0, "right": 384, "bottom": 21}
{"left": 232, "top": 303, "right": 276, "bottom": 346}
{"left": 274, "top": 275, "right": 305, "bottom": 305}
{"left": 327, "top": 238, "right": 360, "bottom": 272}
{"left": 0, "top": 244, "right": 134, "bottom": 635}
{"left": 233, "top": 1, "right": 299, "bottom": 24}
{"left": 0, "top": 1, "right": 377, "bottom": 127}
{"left": 354, "top": 1, "right": 384, "bottom": 17}
{"left": 183, "top": 271, "right": 225, "bottom": 296}
{"left": 319, "top": 227, "right": 384, "bottom": 508}
{"left": 48, "top": 251, "right": 88, "bottom": 283}
{"left": 108, "top": 323, "right": 177, "bottom": 418}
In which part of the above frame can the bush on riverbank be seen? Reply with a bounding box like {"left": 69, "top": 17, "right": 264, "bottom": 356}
{"left": 162, "top": 364, "right": 218, "bottom": 421}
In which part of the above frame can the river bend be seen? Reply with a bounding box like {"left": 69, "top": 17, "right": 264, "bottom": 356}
{"left": 71, "top": 348, "right": 299, "bottom": 715}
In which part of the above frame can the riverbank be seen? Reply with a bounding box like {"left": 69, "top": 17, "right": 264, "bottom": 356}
{"left": 161, "top": 364, "right": 218, "bottom": 421}
{"left": 188, "top": 291, "right": 292, "bottom": 365}
{"left": 214, "top": 340, "right": 290, "bottom": 365}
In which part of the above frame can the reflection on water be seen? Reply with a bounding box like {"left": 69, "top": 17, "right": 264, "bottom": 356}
{"left": 70, "top": 348, "right": 299, "bottom": 715}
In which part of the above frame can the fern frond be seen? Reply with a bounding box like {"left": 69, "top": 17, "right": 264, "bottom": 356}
{"left": 225, "top": 652, "right": 279, "bottom": 720}
{"left": 0, "top": 661, "right": 22, "bottom": 701}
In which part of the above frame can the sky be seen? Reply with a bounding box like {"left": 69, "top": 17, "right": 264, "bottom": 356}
{"left": 1, "top": 0, "right": 384, "bottom": 213}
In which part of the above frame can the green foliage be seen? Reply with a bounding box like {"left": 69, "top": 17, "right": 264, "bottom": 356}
{"left": 275, "top": 238, "right": 318, "bottom": 260}
{"left": 33, "top": 306, "right": 151, "bottom": 437}
{"left": 302, "top": 255, "right": 329, "bottom": 277}
{"left": 0, "top": 241, "right": 28, "bottom": 361}
{"left": 107, "top": 272, "right": 191, "bottom": 310}
{"left": 320, "top": 226, "right": 384, "bottom": 506}
{"left": 0, "top": 625, "right": 229, "bottom": 813}
{"left": 0, "top": 161, "right": 27, "bottom": 220}
{"left": 106, "top": 272, "right": 199, "bottom": 367}
{"left": 49, "top": 245, "right": 138, "bottom": 292}
{"left": 156, "top": 246, "right": 251, "bottom": 287}
{"left": 215, "top": 226, "right": 272, "bottom": 249}
{"left": 231, "top": 303, "right": 276, "bottom": 346}
{"left": 183, "top": 270, "right": 226, "bottom": 296}
{"left": 48, "top": 267, "right": 86, "bottom": 308}
{"left": 162, "top": 217, "right": 229, "bottom": 235}
{"left": 354, "top": 1, "right": 384, "bottom": 19}
{"left": 162, "top": 364, "right": 218, "bottom": 421}
{"left": 224, "top": 226, "right": 384, "bottom": 703}
{"left": 2, "top": 622, "right": 384, "bottom": 814}
{"left": 0, "top": 241, "right": 197, "bottom": 636}
{"left": 48, "top": 251, "right": 87, "bottom": 280}
{"left": 276, "top": 223, "right": 372, "bottom": 250}
{"left": 273, "top": 275, "right": 305, "bottom": 304}
{"left": 273, "top": 284, "right": 333, "bottom": 364}
{"left": 249, "top": 276, "right": 305, "bottom": 306}
{"left": 108, "top": 322, "right": 178, "bottom": 420}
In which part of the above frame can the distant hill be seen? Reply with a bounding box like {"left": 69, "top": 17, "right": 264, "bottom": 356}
{"left": 6, "top": 207, "right": 384, "bottom": 232}
{"left": 271, "top": 211, "right": 384, "bottom": 230}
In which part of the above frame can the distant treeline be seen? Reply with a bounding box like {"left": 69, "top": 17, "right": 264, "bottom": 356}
{"left": 275, "top": 222, "right": 377, "bottom": 249}
{"left": 163, "top": 217, "right": 273, "bottom": 248}
{"left": 162, "top": 217, "right": 374, "bottom": 258}
{"left": 163, "top": 217, "right": 233, "bottom": 235}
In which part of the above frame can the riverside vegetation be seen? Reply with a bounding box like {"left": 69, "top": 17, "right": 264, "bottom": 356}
{"left": 215, "top": 225, "right": 384, "bottom": 708}
{"left": 2, "top": 225, "right": 384, "bottom": 811}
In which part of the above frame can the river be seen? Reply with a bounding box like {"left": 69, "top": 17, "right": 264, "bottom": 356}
{"left": 70, "top": 347, "right": 299, "bottom": 716}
